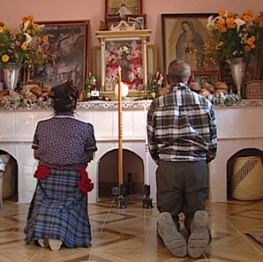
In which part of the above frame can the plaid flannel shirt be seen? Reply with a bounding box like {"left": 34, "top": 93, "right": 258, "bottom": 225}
{"left": 147, "top": 82, "right": 217, "bottom": 163}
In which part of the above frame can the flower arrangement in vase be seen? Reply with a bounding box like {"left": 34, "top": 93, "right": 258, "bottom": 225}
{"left": 207, "top": 10, "right": 263, "bottom": 61}
{"left": 207, "top": 10, "right": 263, "bottom": 96}
{"left": 0, "top": 14, "right": 50, "bottom": 90}
{"left": 0, "top": 14, "right": 50, "bottom": 70}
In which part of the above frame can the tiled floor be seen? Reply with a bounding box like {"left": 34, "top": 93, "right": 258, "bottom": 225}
{"left": 0, "top": 196, "right": 263, "bottom": 262}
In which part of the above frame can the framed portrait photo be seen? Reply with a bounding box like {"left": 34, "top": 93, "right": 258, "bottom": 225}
{"left": 28, "top": 20, "right": 90, "bottom": 92}
{"left": 192, "top": 70, "right": 220, "bottom": 86}
{"left": 105, "top": 0, "right": 143, "bottom": 19}
{"left": 161, "top": 13, "right": 218, "bottom": 75}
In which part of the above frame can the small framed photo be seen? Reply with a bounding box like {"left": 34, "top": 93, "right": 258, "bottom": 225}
{"left": 105, "top": 0, "right": 143, "bottom": 19}
{"left": 125, "top": 14, "right": 147, "bottom": 30}
{"left": 192, "top": 70, "right": 221, "bottom": 86}
{"left": 192, "top": 71, "right": 220, "bottom": 86}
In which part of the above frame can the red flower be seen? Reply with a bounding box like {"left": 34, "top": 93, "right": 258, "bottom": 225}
{"left": 78, "top": 168, "right": 94, "bottom": 193}
{"left": 34, "top": 165, "right": 51, "bottom": 180}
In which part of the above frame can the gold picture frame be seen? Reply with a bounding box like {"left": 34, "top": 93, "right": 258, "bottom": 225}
{"left": 92, "top": 44, "right": 158, "bottom": 96}
{"left": 28, "top": 20, "right": 90, "bottom": 92}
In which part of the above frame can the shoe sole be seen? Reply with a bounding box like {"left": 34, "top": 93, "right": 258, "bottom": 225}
{"left": 188, "top": 210, "right": 210, "bottom": 258}
{"left": 48, "top": 239, "right": 63, "bottom": 251}
{"left": 38, "top": 239, "right": 48, "bottom": 248}
{"left": 158, "top": 212, "right": 187, "bottom": 257}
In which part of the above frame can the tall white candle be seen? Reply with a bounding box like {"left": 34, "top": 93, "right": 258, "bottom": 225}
{"left": 144, "top": 104, "right": 149, "bottom": 184}
{"left": 118, "top": 66, "right": 123, "bottom": 184}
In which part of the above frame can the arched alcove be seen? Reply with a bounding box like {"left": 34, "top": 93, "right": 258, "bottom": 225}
{"left": 0, "top": 150, "right": 18, "bottom": 202}
{"left": 97, "top": 149, "right": 144, "bottom": 201}
{"left": 226, "top": 148, "right": 263, "bottom": 199}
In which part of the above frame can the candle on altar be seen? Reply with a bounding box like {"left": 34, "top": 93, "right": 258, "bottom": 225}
{"left": 144, "top": 105, "right": 149, "bottom": 184}
{"left": 118, "top": 66, "right": 123, "bottom": 185}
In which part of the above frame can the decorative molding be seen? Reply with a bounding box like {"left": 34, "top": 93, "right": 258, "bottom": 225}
{"left": 110, "top": 20, "right": 136, "bottom": 31}
{"left": 1, "top": 99, "right": 263, "bottom": 111}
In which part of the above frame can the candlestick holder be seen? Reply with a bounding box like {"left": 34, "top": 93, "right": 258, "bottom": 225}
{"left": 112, "top": 184, "right": 127, "bottom": 209}
{"left": 142, "top": 184, "right": 153, "bottom": 209}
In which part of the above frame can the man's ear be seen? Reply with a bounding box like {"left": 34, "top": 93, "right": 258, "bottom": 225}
{"left": 166, "top": 74, "right": 171, "bottom": 85}
{"left": 188, "top": 74, "right": 194, "bottom": 84}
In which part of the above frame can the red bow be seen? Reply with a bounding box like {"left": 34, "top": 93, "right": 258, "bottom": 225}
{"left": 34, "top": 165, "right": 51, "bottom": 180}
{"left": 78, "top": 168, "right": 94, "bottom": 193}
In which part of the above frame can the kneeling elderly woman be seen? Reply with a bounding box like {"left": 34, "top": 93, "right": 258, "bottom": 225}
{"left": 24, "top": 81, "right": 97, "bottom": 251}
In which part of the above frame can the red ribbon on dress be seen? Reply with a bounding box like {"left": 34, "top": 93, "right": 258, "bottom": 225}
{"left": 34, "top": 165, "right": 94, "bottom": 193}
{"left": 78, "top": 167, "right": 94, "bottom": 193}
{"left": 34, "top": 165, "right": 51, "bottom": 179}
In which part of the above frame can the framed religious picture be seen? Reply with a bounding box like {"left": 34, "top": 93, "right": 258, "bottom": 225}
{"left": 95, "top": 29, "right": 151, "bottom": 98}
{"left": 125, "top": 14, "right": 147, "bottom": 30}
{"left": 161, "top": 13, "right": 218, "bottom": 75}
{"left": 92, "top": 44, "right": 157, "bottom": 91}
{"left": 192, "top": 70, "right": 221, "bottom": 87}
{"left": 28, "top": 20, "right": 90, "bottom": 92}
{"left": 105, "top": 0, "right": 143, "bottom": 20}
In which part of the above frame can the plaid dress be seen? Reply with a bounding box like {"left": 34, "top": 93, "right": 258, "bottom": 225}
{"left": 24, "top": 169, "right": 92, "bottom": 248}
{"left": 24, "top": 113, "right": 97, "bottom": 248}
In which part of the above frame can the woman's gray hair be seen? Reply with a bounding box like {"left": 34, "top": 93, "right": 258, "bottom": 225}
{"left": 168, "top": 60, "right": 191, "bottom": 83}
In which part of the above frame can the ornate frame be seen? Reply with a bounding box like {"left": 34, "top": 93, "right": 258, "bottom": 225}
{"left": 95, "top": 28, "right": 151, "bottom": 98}
{"left": 125, "top": 14, "right": 147, "bottom": 30}
{"left": 92, "top": 44, "right": 157, "bottom": 91}
{"left": 28, "top": 20, "right": 90, "bottom": 91}
{"left": 161, "top": 13, "right": 216, "bottom": 75}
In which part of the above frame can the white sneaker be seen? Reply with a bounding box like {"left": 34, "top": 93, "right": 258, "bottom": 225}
{"left": 48, "top": 239, "right": 63, "bottom": 251}
{"left": 38, "top": 239, "right": 48, "bottom": 248}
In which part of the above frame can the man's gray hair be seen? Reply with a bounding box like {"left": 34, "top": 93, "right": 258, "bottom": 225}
{"left": 168, "top": 60, "right": 191, "bottom": 83}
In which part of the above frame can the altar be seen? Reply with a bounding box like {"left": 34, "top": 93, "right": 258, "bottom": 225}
{"left": 1, "top": 100, "right": 263, "bottom": 204}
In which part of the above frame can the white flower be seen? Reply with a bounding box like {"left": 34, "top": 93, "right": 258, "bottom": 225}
{"left": 23, "top": 33, "right": 32, "bottom": 46}
{"left": 22, "top": 20, "right": 30, "bottom": 32}
{"left": 207, "top": 15, "right": 217, "bottom": 31}
{"left": 235, "top": 18, "right": 247, "bottom": 32}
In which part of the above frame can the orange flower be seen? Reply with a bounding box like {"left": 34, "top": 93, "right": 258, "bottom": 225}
{"left": 21, "top": 43, "right": 28, "bottom": 51}
{"left": 2, "top": 54, "right": 9, "bottom": 62}
{"left": 33, "top": 23, "right": 39, "bottom": 30}
{"left": 15, "top": 40, "right": 21, "bottom": 46}
{"left": 226, "top": 17, "right": 237, "bottom": 29}
{"left": 22, "top": 16, "right": 28, "bottom": 23}
{"left": 43, "top": 35, "right": 49, "bottom": 42}
{"left": 219, "top": 9, "right": 227, "bottom": 17}
{"left": 0, "top": 27, "right": 3, "bottom": 33}
{"left": 246, "top": 45, "right": 252, "bottom": 51}
{"left": 28, "top": 14, "right": 34, "bottom": 21}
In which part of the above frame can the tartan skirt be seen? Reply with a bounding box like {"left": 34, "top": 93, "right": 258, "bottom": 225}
{"left": 24, "top": 168, "right": 92, "bottom": 248}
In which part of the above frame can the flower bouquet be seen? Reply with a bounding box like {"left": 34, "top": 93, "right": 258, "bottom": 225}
{"left": 207, "top": 10, "right": 263, "bottom": 61}
{"left": 0, "top": 14, "right": 50, "bottom": 70}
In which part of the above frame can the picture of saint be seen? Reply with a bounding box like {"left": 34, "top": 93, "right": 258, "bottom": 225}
{"left": 117, "top": 3, "right": 132, "bottom": 19}
{"left": 176, "top": 20, "right": 204, "bottom": 67}
{"left": 107, "top": 0, "right": 141, "bottom": 17}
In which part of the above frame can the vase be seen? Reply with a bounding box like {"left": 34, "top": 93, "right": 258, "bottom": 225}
{"left": 226, "top": 58, "right": 248, "bottom": 98}
{"left": 1, "top": 63, "right": 23, "bottom": 90}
